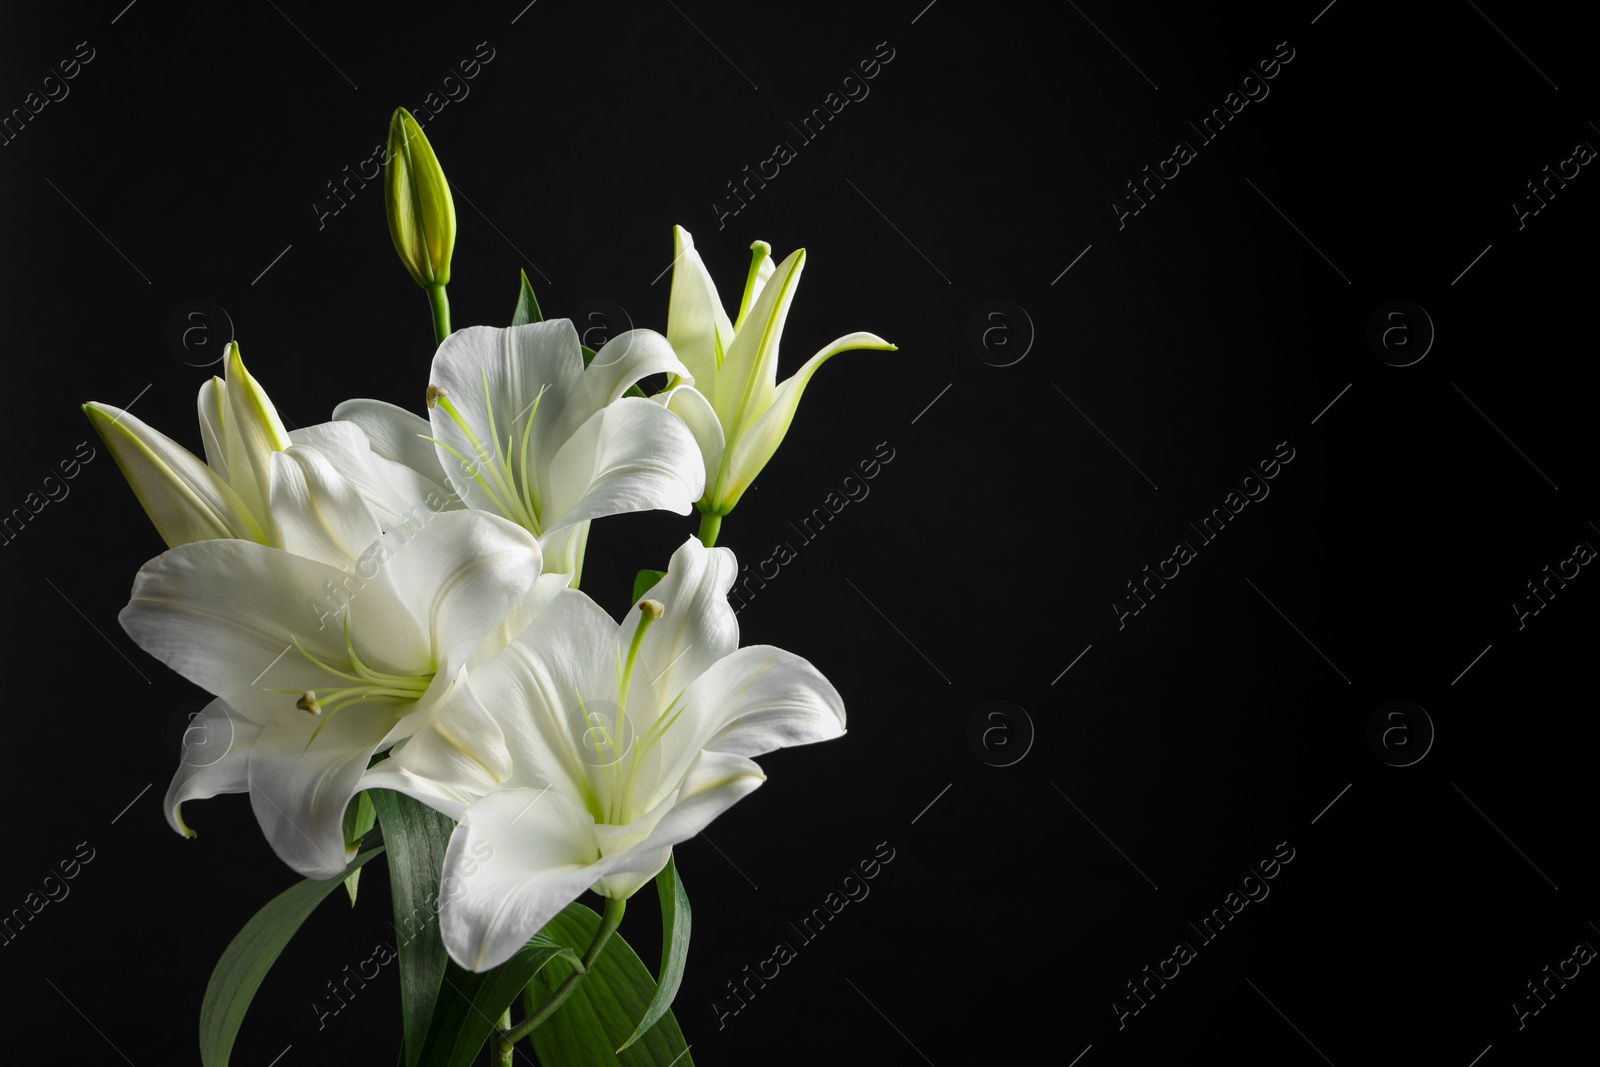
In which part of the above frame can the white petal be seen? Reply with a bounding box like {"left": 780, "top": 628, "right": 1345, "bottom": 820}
{"left": 585, "top": 329, "right": 689, "bottom": 409}
{"left": 343, "top": 510, "right": 543, "bottom": 677}
{"left": 329, "top": 398, "right": 455, "bottom": 490}
{"left": 250, "top": 702, "right": 399, "bottom": 879}
{"left": 536, "top": 519, "right": 591, "bottom": 580}
{"left": 119, "top": 540, "right": 369, "bottom": 722}
{"left": 164, "top": 699, "right": 264, "bottom": 838}
{"left": 267, "top": 446, "right": 384, "bottom": 567}
{"left": 666, "top": 225, "right": 734, "bottom": 393}
{"left": 660, "top": 385, "right": 727, "bottom": 503}
{"left": 715, "top": 248, "right": 805, "bottom": 432}
{"left": 290, "top": 418, "right": 458, "bottom": 528}
{"left": 655, "top": 646, "right": 845, "bottom": 794}
{"left": 222, "top": 345, "right": 292, "bottom": 521}
{"left": 85, "top": 402, "right": 263, "bottom": 547}
{"left": 360, "top": 668, "right": 512, "bottom": 818}
{"left": 719, "top": 331, "right": 895, "bottom": 508}
{"left": 439, "top": 788, "right": 610, "bottom": 972}
{"left": 468, "top": 587, "right": 621, "bottom": 799}
{"left": 619, "top": 536, "right": 738, "bottom": 708}
{"left": 595, "top": 749, "right": 766, "bottom": 898}
{"left": 196, "top": 378, "right": 229, "bottom": 478}
{"left": 540, "top": 397, "right": 704, "bottom": 534}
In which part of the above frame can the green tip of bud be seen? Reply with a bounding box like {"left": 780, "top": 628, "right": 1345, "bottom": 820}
{"left": 639, "top": 599, "right": 665, "bottom": 620}
{"left": 385, "top": 107, "right": 457, "bottom": 288}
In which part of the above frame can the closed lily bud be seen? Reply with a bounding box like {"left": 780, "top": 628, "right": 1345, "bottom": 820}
{"left": 385, "top": 107, "right": 456, "bottom": 288}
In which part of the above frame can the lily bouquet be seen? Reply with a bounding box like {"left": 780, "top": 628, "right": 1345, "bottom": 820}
{"left": 84, "top": 109, "right": 893, "bottom": 1066}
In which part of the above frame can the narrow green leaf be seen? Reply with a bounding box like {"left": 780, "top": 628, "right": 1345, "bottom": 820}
{"left": 523, "top": 902, "right": 694, "bottom": 1066}
{"left": 200, "top": 845, "right": 385, "bottom": 1067}
{"left": 416, "top": 936, "right": 583, "bottom": 1067}
{"left": 632, "top": 569, "right": 667, "bottom": 604}
{"left": 617, "top": 856, "right": 692, "bottom": 1052}
{"left": 340, "top": 791, "right": 377, "bottom": 905}
{"left": 371, "top": 790, "right": 458, "bottom": 1067}
{"left": 512, "top": 270, "right": 544, "bottom": 326}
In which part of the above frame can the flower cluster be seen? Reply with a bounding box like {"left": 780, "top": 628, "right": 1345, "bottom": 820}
{"left": 86, "top": 225, "right": 891, "bottom": 976}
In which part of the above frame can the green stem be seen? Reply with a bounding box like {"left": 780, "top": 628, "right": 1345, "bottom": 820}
{"left": 697, "top": 510, "right": 722, "bottom": 547}
{"left": 491, "top": 1008, "right": 514, "bottom": 1066}
{"left": 427, "top": 282, "right": 451, "bottom": 345}
{"left": 501, "top": 897, "right": 626, "bottom": 1047}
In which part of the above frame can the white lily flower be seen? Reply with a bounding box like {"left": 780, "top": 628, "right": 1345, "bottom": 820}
{"left": 122, "top": 510, "right": 542, "bottom": 880}
{"left": 660, "top": 225, "right": 897, "bottom": 521}
{"left": 349, "top": 319, "right": 705, "bottom": 578}
{"left": 410, "top": 536, "right": 845, "bottom": 972}
{"left": 85, "top": 343, "right": 448, "bottom": 568}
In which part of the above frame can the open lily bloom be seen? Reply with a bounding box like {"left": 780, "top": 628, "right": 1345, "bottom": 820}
{"left": 659, "top": 225, "right": 896, "bottom": 516}
{"left": 85, "top": 343, "right": 449, "bottom": 568}
{"left": 340, "top": 320, "right": 704, "bottom": 580}
{"left": 415, "top": 536, "right": 846, "bottom": 972}
{"left": 123, "top": 510, "right": 542, "bottom": 880}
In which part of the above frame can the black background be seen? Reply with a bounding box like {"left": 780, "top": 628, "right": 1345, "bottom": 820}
{"left": 3, "top": 1, "right": 1596, "bottom": 1064}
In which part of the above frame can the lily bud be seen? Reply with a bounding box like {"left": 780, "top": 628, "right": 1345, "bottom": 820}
{"left": 385, "top": 107, "right": 456, "bottom": 288}
{"left": 657, "top": 225, "right": 897, "bottom": 518}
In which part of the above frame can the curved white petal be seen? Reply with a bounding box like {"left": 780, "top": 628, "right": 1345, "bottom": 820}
{"left": 715, "top": 248, "right": 805, "bottom": 431}
{"left": 594, "top": 749, "right": 766, "bottom": 898}
{"left": 344, "top": 510, "right": 543, "bottom": 678}
{"left": 469, "top": 587, "right": 621, "bottom": 799}
{"left": 328, "top": 398, "right": 455, "bottom": 491}
{"left": 667, "top": 225, "right": 734, "bottom": 392}
{"left": 660, "top": 385, "right": 727, "bottom": 502}
{"left": 267, "top": 446, "right": 384, "bottom": 567}
{"left": 196, "top": 378, "right": 229, "bottom": 478}
{"left": 360, "top": 668, "right": 512, "bottom": 819}
{"left": 250, "top": 702, "right": 399, "bottom": 880}
{"left": 536, "top": 519, "right": 591, "bottom": 581}
{"left": 720, "top": 331, "right": 895, "bottom": 509}
{"left": 540, "top": 397, "right": 704, "bottom": 534}
{"left": 290, "top": 418, "right": 458, "bottom": 528}
{"left": 585, "top": 329, "right": 689, "bottom": 409}
{"left": 620, "top": 536, "right": 738, "bottom": 706}
{"left": 655, "top": 645, "right": 846, "bottom": 795}
{"left": 439, "top": 788, "right": 610, "bottom": 972}
{"left": 165, "top": 699, "right": 264, "bottom": 838}
{"left": 85, "top": 402, "right": 263, "bottom": 548}
{"left": 119, "top": 541, "right": 367, "bottom": 721}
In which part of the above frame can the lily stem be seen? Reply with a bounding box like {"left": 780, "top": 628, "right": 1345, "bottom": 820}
{"left": 697, "top": 510, "right": 722, "bottom": 547}
{"left": 491, "top": 1008, "right": 514, "bottom": 1066}
{"left": 427, "top": 282, "right": 451, "bottom": 345}
{"left": 501, "top": 897, "right": 626, "bottom": 1048}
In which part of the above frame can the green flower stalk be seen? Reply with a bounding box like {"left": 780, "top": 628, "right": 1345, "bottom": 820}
{"left": 385, "top": 107, "right": 456, "bottom": 345}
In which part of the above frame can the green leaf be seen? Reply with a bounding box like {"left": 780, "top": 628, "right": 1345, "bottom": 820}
{"left": 340, "top": 791, "right": 377, "bottom": 905}
{"left": 371, "top": 790, "right": 458, "bottom": 1067}
{"left": 523, "top": 902, "right": 695, "bottom": 1066}
{"left": 416, "top": 936, "right": 583, "bottom": 1067}
{"left": 512, "top": 269, "right": 543, "bottom": 326}
{"left": 200, "top": 845, "right": 385, "bottom": 1067}
{"left": 632, "top": 569, "right": 666, "bottom": 604}
{"left": 617, "top": 856, "right": 692, "bottom": 1052}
